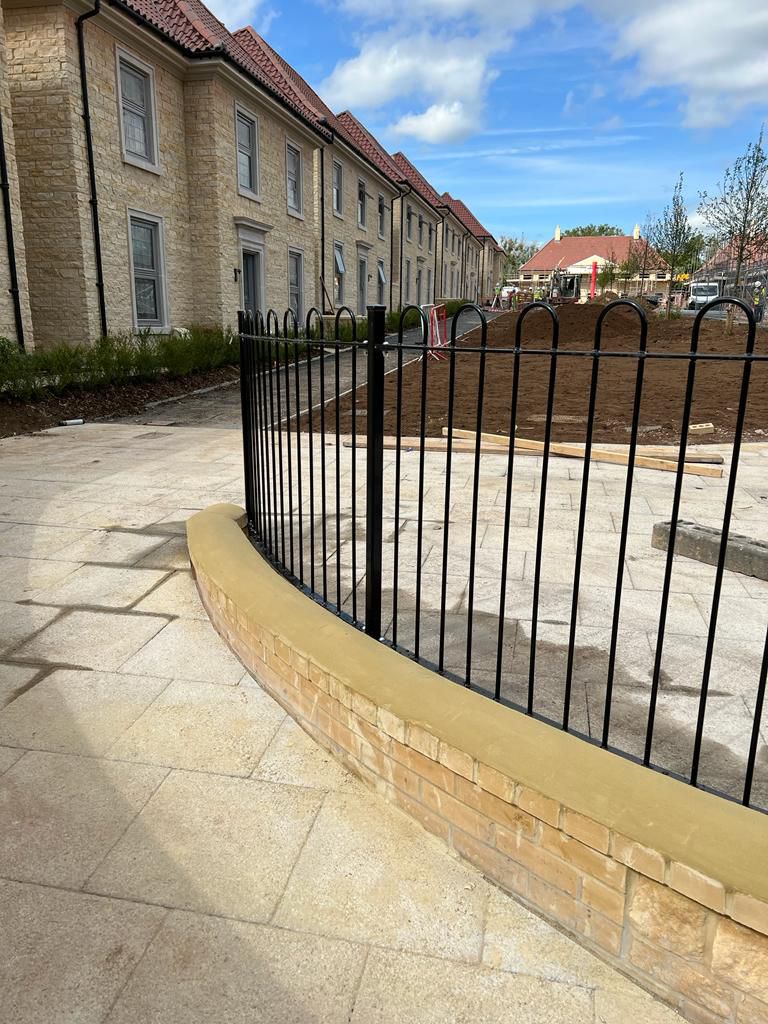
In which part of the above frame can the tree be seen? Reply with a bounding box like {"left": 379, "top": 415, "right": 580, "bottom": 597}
{"left": 618, "top": 242, "right": 643, "bottom": 293}
{"left": 647, "top": 174, "right": 696, "bottom": 318}
{"left": 562, "top": 224, "right": 623, "bottom": 237}
{"left": 499, "top": 234, "right": 539, "bottom": 278}
{"left": 698, "top": 127, "right": 768, "bottom": 322}
{"left": 596, "top": 247, "right": 619, "bottom": 292}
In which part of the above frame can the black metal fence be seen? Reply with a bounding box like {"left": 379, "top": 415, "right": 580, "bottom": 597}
{"left": 238, "top": 299, "right": 767, "bottom": 812}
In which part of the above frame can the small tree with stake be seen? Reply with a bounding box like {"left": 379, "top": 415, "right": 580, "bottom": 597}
{"left": 698, "top": 126, "right": 768, "bottom": 331}
{"left": 648, "top": 174, "right": 696, "bottom": 318}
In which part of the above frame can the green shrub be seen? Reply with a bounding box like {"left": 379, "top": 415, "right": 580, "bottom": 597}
{"left": 0, "top": 325, "right": 239, "bottom": 403}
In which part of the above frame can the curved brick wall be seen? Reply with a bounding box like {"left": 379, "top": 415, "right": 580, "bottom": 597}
{"left": 188, "top": 503, "right": 768, "bottom": 1024}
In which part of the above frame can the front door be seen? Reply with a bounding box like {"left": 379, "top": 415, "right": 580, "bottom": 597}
{"left": 358, "top": 256, "right": 367, "bottom": 315}
{"left": 242, "top": 249, "right": 262, "bottom": 317}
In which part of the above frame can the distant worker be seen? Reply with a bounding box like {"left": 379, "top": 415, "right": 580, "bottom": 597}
{"left": 752, "top": 280, "right": 766, "bottom": 323}
{"left": 534, "top": 286, "right": 544, "bottom": 301}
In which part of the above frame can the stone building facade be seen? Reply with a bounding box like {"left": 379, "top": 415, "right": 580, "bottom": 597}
{"left": 1, "top": 0, "right": 504, "bottom": 348}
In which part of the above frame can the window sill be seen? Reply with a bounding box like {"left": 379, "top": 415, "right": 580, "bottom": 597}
{"left": 288, "top": 208, "right": 305, "bottom": 221}
{"left": 123, "top": 154, "right": 162, "bottom": 176}
{"left": 378, "top": 232, "right": 385, "bottom": 241}
{"left": 357, "top": 223, "right": 367, "bottom": 232}
{"left": 239, "top": 187, "right": 262, "bottom": 203}
{"left": 332, "top": 210, "right": 344, "bottom": 220}
{"left": 134, "top": 324, "right": 171, "bottom": 334}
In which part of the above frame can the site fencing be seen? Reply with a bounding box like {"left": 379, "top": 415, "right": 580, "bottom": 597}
{"left": 238, "top": 298, "right": 767, "bottom": 812}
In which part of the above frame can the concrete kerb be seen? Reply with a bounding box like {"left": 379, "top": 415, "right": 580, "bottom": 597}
{"left": 187, "top": 502, "right": 768, "bottom": 1024}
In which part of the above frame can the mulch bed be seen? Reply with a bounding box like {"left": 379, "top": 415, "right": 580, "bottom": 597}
{"left": 0, "top": 366, "right": 240, "bottom": 438}
{"left": 328, "top": 305, "right": 768, "bottom": 444}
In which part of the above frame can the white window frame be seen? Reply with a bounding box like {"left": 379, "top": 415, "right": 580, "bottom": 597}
{"left": 428, "top": 222, "right": 434, "bottom": 254}
{"left": 334, "top": 242, "right": 345, "bottom": 305}
{"left": 127, "top": 209, "right": 168, "bottom": 331}
{"left": 288, "top": 247, "right": 304, "bottom": 322}
{"left": 378, "top": 194, "right": 386, "bottom": 239}
{"left": 116, "top": 47, "right": 160, "bottom": 173}
{"left": 240, "top": 242, "right": 266, "bottom": 317}
{"left": 286, "top": 140, "right": 303, "bottom": 218}
{"left": 357, "top": 178, "right": 367, "bottom": 229}
{"left": 418, "top": 214, "right": 424, "bottom": 248}
{"left": 377, "top": 259, "right": 386, "bottom": 305}
{"left": 405, "top": 258, "right": 411, "bottom": 303}
{"left": 235, "top": 103, "right": 260, "bottom": 200}
{"left": 427, "top": 267, "right": 433, "bottom": 303}
{"left": 406, "top": 204, "right": 413, "bottom": 242}
{"left": 332, "top": 159, "right": 343, "bottom": 217}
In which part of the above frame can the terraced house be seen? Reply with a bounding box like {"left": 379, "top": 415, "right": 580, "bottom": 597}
{"left": 0, "top": 0, "right": 503, "bottom": 349}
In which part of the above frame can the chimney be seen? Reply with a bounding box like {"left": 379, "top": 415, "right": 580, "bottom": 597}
{"left": 555, "top": 224, "right": 561, "bottom": 242}
{"left": 633, "top": 223, "right": 641, "bottom": 240}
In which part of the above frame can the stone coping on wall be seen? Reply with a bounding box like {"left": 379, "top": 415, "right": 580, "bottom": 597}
{"left": 188, "top": 503, "right": 768, "bottom": 1024}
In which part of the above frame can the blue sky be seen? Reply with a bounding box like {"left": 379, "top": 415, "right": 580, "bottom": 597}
{"left": 210, "top": 0, "right": 768, "bottom": 246}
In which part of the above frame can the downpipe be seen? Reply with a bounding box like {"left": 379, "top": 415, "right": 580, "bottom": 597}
{"left": 0, "top": 104, "right": 24, "bottom": 348}
{"left": 76, "top": 0, "right": 108, "bottom": 337}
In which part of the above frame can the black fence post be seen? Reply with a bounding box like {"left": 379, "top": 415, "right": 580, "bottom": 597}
{"left": 365, "top": 304, "right": 386, "bottom": 639}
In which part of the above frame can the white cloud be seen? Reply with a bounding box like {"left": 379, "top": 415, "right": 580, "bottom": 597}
{"left": 321, "top": 0, "right": 768, "bottom": 142}
{"left": 393, "top": 102, "right": 477, "bottom": 144}
{"left": 205, "top": 0, "right": 263, "bottom": 27}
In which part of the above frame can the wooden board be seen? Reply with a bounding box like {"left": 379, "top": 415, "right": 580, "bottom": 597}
{"left": 443, "top": 428, "right": 723, "bottom": 479}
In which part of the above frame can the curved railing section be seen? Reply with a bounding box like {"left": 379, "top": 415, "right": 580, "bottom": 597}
{"left": 238, "top": 298, "right": 768, "bottom": 812}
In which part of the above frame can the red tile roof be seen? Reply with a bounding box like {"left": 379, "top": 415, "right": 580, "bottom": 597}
{"left": 521, "top": 235, "right": 641, "bottom": 272}
{"left": 391, "top": 153, "right": 442, "bottom": 210}
{"left": 235, "top": 33, "right": 397, "bottom": 184}
{"left": 335, "top": 112, "right": 404, "bottom": 185}
{"left": 113, "top": 0, "right": 329, "bottom": 137}
{"left": 440, "top": 193, "right": 499, "bottom": 245}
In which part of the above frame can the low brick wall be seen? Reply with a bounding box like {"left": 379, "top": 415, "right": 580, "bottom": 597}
{"left": 188, "top": 504, "right": 768, "bottom": 1024}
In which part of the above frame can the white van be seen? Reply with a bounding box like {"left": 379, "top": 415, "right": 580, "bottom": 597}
{"left": 688, "top": 282, "right": 720, "bottom": 309}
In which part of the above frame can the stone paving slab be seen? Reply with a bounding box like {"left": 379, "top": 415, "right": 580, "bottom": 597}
{"left": 0, "top": 419, "right": 692, "bottom": 1022}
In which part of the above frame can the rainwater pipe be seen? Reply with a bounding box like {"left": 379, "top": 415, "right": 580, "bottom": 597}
{"left": 0, "top": 104, "right": 24, "bottom": 347}
{"left": 76, "top": 0, "right": 108, "bottom": 337}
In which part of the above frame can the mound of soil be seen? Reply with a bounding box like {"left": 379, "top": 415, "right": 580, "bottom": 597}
{"left": 332, "top": 305, "right": 767, "bottom": 444}
{"left": 0, "top": 365, "right": 239, "bottom": 438}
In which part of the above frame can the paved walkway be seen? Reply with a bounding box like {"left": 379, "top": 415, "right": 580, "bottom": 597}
{"left": 0, "top": 421, "right": 684, "bottom": 1023}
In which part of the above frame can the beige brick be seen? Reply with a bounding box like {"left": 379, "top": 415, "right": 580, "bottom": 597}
{"left": 610, "top": 833, "right": 666, "bottom": 882}
{"left": 421, "top": 780, "right": 493, "bottom": 843}
{"left": 454, "top": 777, "right": 538, "bottom": 839}
{"left": 390, "top": 788, "right": 450, "bottom": 844}
{"left": 562, "top": 809, "right": 610, "bottom": 854}
{"left": 438, "top": 741, "right": 474, "bottom": 781}
{"left": 681, "top": 1000, "right": 732, "bottom": 1024}
{"left": 629, "top": 875, "right": 708, "bottom": 958}
{"left": 273, "top": 637, "right": 292, "bottom": 666}
{"left": 328, "top": 676, "right": 352, "bottom": 709}
{"left": 389, "top": 739, "right": 456, "bottom": 793}
{"left": 308, "top": 662, "right": 330, "bottom": 692}
{"left": 528, "top": 875, "right": 581, "bottom": 930}
{"left": 377, "top": 707, "right": 406, "bottom": 743}
{"left": 737, "top": 995, "right": 768, "bottom": 1024}
{"left": 327, "top": 716, "right": 362, "bottom": 760}
{"left": 350, "top": 691, "right": 377, "bottom": 725}
{"left": 629, "top": 936, "right": 734, "bottom": 1019}
{"left": 496, "top": 828, "right": 580, "bottom": 897}
{"left": 731, "top": 893, "right": 768, "bottom": 938}
{"left": 581, "top": 876, "right": 626, "bottom": 925}
{"left": 541, "top": 826, "right": 627, "bottom": 891}
{"left": 574, "top": 906, "right": 623, "bottom": 956}
{"left": 452, "top": 828, "right": 529, "bottom": 898}
{"left": 515, "top": 786, "right": 560, "bottom": 827}
{"left": 291, "top": 651, "right": 309, "bottom": 678}
{"left": 476, "top": 762, "right": 516, "bottom": 803}
{"left": 668, "top": 862, "right": 726, "bottom": 914}
{"left": 349, "top": 711, "right": 392, "bottom": 754}
{"left": 712, "top": 918, "right": 768, "bottom": 1003}
{"left": 407, "top": 723, "right": 440, "bottom": 761}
